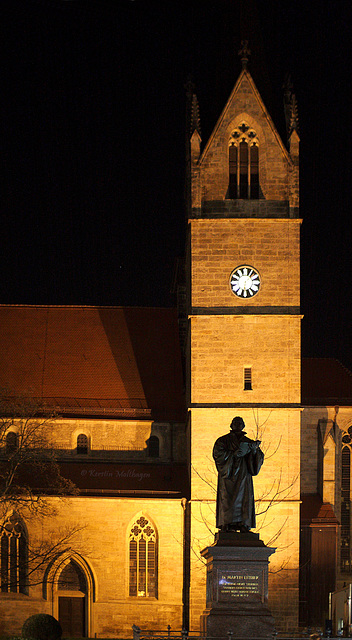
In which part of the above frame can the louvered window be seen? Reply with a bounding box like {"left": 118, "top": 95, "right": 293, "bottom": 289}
{"left": 250, "top": 144, "right": 259, "bottom": 199}
{"left": 244, "top": 367, "right": 252, "bottom": 391}
{"left": 129, "top": 516, "right": 157, "bottom": 598}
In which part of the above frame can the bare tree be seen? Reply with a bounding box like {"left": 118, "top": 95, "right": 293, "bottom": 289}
{"left": 0, "top": 392, "right": 82, "bottom": 591}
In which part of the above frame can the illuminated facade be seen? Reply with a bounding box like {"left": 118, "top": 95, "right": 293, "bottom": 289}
{"left": 0, "top": 307, "right": 188, "bottom": 637}
{"left": 1, "top": 59, "right": 352, "bottom": 637}
{"left": 185, "top": 53, "right": 301, "bottom": 631}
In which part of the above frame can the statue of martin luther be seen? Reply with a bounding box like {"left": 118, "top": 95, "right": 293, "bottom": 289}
{"left": 213, "top": 416, "right": 264, "bottom": 533}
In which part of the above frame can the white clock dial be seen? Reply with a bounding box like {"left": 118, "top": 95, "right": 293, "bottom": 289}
{"left": 230, "top": 266, "right": 261, "bottom": 298}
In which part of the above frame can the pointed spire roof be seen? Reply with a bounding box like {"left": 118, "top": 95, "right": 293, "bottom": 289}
{"left": 200, "top": 61, "right": 291, "bottom": 165}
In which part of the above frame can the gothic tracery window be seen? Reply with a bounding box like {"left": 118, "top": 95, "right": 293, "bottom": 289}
{"left": 58, "top": 560, "right": 87, "bottom": 592}
{"left": 341, "top": 428, "right": 352, "bottom": 572}
{"left": 129, "top": 516, "right": 158, "bottom": 598}
{"left": 228, "top": 124, "right": 259, "bottom": 200}
{"left": 0, "top": 514, "right": 27, "bottom": 593}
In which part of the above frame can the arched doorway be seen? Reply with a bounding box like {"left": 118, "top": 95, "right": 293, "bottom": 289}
{"left": 57, "top": 560, "right": 87, "bottom": 637}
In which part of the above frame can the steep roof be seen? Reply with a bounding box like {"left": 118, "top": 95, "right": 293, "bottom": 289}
{"left": 302, "top": 357, "right": 352, "bottom": 406}
{"left": 0, "top": 305, "right": 185, "bottom": 421}
{"left": 200, "top": 68, "right": 291, "bottom": 166}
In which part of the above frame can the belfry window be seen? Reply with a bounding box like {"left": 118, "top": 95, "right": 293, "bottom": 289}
{"left": 129, "top": 516, "right": 158, "bottom": 598}
{"left": 0, "top": 514, "right": 27, "bottom": 593}
{"left": 239, "top": 140, "right": 249, "bottom": 198}
{"left": 228, "top": 124, "right": 259, "bottom": 199}
{"left": 250, "top": 144, "right": 259, "bottom": 199}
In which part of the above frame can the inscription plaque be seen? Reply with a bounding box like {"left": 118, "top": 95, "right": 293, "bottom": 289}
{"left": 217, "top": 570, "right": 263, "bottom": 602}
{"left": 201, "top": 536, "right": 275, "bottom": 638}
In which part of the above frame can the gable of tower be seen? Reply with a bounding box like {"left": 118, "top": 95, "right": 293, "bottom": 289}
{"left": 191, "top": 70, "right": 298, "bottom": 216}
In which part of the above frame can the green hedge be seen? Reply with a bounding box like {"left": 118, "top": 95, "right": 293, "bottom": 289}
{"left": 22, "top": 614, "right": 62, "bottom": 640}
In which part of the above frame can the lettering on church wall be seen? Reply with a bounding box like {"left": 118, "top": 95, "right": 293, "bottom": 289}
{"left": 58, "top": 462, "right": 189, "bottom": 495}
{"left": 80, "top": 467, "right": 151, "bottom": 481}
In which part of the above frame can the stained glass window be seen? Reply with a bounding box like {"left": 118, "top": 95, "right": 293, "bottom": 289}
{"left": 341, "top": 446, "right": 351, "bottom": 572}
{"left": 58, "top": 560, "right": 87, "bottom": 592}
{"left": 129, "top": 516, "right": 157, "bottom": 598}
{"left": 0, "top": 514, "right": 26, "bottom": 593}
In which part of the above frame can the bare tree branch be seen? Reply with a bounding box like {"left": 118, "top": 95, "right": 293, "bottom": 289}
{"left": 0, "top": 391, "right": 83, "bottom": 591}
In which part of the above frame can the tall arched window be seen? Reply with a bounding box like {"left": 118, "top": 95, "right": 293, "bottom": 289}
{"left": 77, "top": 434, "right": 88, "bottom": 455}
{"left": 341, "top": 443, "right": 351, "bottom": 572}
{"left": 228, "top": 124, "right": 259, "bottom": 200}
{"left": 129, "top": 516, "right": 158, "bottom": 598}
{"left": 0, "top": 514, "right": 27, "bottom": 593}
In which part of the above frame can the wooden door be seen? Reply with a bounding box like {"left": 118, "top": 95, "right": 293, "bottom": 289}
{"left": 59, "top": 596, "right": 85, "bottom": 637}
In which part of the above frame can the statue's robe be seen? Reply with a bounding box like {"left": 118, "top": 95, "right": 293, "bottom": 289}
{"left": 213, "top": 430, "right": 264, "bottom": 529}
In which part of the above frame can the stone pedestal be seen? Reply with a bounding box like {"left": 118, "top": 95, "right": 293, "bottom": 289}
{"left": 200, "top": 531, "right": 276, "bottom": 638}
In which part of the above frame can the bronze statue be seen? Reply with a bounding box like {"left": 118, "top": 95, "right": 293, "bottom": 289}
{"left": 213, "top": 416, "right": 264, "bottom": 532}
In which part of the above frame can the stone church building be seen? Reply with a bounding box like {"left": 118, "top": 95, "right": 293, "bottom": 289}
{"left": 1, "top": 51, "right": 352, "bottom": 637}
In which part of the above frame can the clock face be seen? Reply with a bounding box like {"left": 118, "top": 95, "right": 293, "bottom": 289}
{"left": 230, "top": 265, "right": 261, "bottom": 298}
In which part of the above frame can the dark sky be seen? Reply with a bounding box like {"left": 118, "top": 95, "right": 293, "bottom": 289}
{"left": 1, "top": 1, "right": 352, "bottom": 369}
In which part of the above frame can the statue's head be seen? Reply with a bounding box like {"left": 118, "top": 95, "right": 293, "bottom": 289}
{"left": 230, "top": 416, "right": 245, "bottom": 432}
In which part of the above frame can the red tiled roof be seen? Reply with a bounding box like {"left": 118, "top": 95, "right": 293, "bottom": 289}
{"left": 302, "top": 357, "right": 352, "bottom": 406}
{"left": 0, "top": 305, "right": 185, "bottom": 421}
{"left": 2, "top": 307, "right": 350, "bottom": 418}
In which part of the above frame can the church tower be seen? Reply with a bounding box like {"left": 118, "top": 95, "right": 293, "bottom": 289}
{"left": 186, "top": 43, "right": 301, "bottom": 631}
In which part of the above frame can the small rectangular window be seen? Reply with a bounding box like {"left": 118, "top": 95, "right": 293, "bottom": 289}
{"left": 244, "top": 367, "right": 252, "bottom": 391}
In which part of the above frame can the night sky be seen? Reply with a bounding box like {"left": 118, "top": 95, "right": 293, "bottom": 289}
{"left": 1, "top": 1, "right": 352, "bottom": 370}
